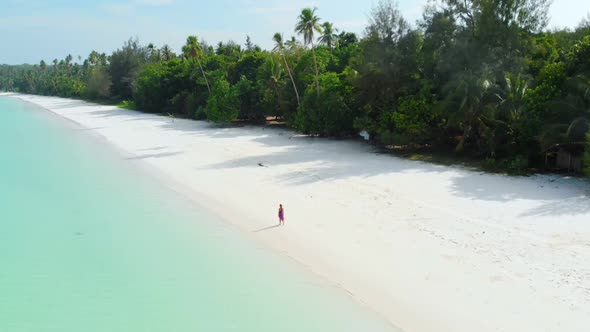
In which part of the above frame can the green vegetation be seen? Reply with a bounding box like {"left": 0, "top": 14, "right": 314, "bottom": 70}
{"left": 116, "top": 100, "right": 137, "bottom": 110}
{"left": 1, "top": 1, "right": 590, "bottom": 173}
{"left": 206, "top": 79, "right": 239, "bottom": 123}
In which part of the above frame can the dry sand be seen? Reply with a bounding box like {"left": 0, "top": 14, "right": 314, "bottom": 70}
{"left": 8, "top": 93, "right": 590, "bottom": 332}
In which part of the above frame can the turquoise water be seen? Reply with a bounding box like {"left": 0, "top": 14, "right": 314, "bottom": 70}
{"left": 0, "top": 97, "right": 395, "bottom": 332}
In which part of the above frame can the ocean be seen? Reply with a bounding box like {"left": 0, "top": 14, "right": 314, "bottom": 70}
{"left": 0, "top": 96, "right": 395, "bottom": 332}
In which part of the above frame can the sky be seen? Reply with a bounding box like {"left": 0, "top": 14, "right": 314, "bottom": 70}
{"left": 0, "top": 0, "right": 589, "bottom": 64}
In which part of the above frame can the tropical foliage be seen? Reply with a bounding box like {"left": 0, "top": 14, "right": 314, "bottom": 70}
{"left": 1, "top": 1, "right": 590, "bottom": 172}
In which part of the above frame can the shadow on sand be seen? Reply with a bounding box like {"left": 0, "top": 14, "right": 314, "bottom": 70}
{"left": 82, "top": 105, "right": 590, "bottom": 218}
{"left": 253, "top": 224, "right": 281, "bottom": 232}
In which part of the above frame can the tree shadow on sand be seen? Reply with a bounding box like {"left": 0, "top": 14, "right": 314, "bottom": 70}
{"left": 196, "top": 132, "right": 448, "bottom": 184}
{"left": 449, "top": 172, "right": 590, "bottom": 217}
{"left": 38, "top": 99, "right": 96, "bottom": 110}
{"left": 195, "top": 126, "right": 590, "bottom": 217}
{"left": 126, "top": 151, "right": 182, "bottom": 160}
{"left": 83, "top": 106, "right": 590, "bottom": 218}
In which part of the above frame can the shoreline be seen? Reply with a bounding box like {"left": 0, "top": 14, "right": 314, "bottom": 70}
{"left": 5, "top": 93, "right": 590, "bottom": 332}
{"left": 5, "top": 93, "right": 399, "bottom": 329}
{"left": 0, "top": 94, "right": 398, "bottom": 331}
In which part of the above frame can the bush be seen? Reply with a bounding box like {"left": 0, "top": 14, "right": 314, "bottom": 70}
{"left": 206, "top": 79, "right": 239, "bottom": 123}
{"left": 391, "top": 94, "right": 436, "bottom": 144}
{"left": 509, "top": 155, "right": 529, "bottom": 173}
{"left": 109, "top": 38, "right": 148, "bottom": 100}
{"left": 483, "top": 158, "right": 501, "bottom": 171}
{"left": 235, "top": 75, "right": 264, "bottom": 121}
{"left": 194, "top": 106, "right": 207, "bottom": 120}
{"left": 117, "top": 100, "right": 136, "bottom": 110}
{"left": 378, "top": 129, "right": 412, "bottom": 146}
{"left": 134, "top": 59, "right": 204, "bottom": 115}
{"left": 295, "top": 73, "right": 355, "bottom": 136}
{"left": 134, "top": 61, "right": 174, "bottom": 113}
{"left": 585, "top": 132, "right": 590, "bottom": 176}
{"left": 379, "top": 130, "right": 394, "bottom": 145}
{"left": 85, "top": 67, "right": 111, "bottom": 99}
{"left": 170, "top": 91, "right": 198, "bottom": 118}
{"left": 482, "top": 155, "right": 529, "bottom": 174}
{"left": 353, "top": 115, "right": 375, "bottom": 135}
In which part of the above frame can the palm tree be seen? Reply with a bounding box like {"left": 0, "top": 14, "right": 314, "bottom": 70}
{"left": 286, "top": 36, "right": 300, "bottom": 50}
{"left": 318, "top": 22, "right": 338, "bottom": 50}
{"left": 160, "top": 44, "right": 174, "bottom": 61}
{"left": 88, "top": 51, "right": 100, "bottom": 66}
{"left": 182, "top": 36, "right": 211, "bottom": 95}
{"left": 443, "top": 72, "right": 498, "bottom": 153}
{"left": 147, "top": 43, "right": 161, "bottom": 62}
{"left": 273, "top": 33, "right": 301, "bottom": 107}
{"left": 295, "top": 7, "right": 322, "bottom": 95}
{"left": 262, "top": 55, "right": 284, "bottom": 110}
{"left": 498, "top": 73, "right": 528, "bottom": 122}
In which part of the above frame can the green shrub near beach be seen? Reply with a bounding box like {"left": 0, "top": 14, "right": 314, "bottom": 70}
{"left": 116, "top": 100, "right": 136, "bottom": 110}
{"left": 206, "top": 79, "right": 239, "bottom": 123}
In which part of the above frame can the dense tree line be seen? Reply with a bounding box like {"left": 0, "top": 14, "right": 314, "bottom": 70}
{"left": 1, "top": 1, "right": 590, "bottom": 173}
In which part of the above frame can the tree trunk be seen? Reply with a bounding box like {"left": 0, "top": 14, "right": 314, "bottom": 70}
{"left": 196, "top": 58, "right": 211, "bottom": 95}
{"left": 275, "top": 83, "right": 282, "bottom": 114}
{"left": 282, "top": 54, "right": 300, "bottom": 107}
{"left": 310, "top": 41, "right": 320, "bottom": 96}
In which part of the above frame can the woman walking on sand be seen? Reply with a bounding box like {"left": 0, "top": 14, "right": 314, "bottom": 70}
{"left": 278, "top": 204, "right": 285, "bottom": 225}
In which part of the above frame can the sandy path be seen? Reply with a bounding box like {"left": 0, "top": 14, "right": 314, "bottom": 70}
{"left": 10, "top": 93, "right": 590, "bottom": 332}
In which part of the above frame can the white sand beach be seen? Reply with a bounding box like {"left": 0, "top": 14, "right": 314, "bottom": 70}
{"left": 9, "top": 93, "right": 590, "bottom": 331}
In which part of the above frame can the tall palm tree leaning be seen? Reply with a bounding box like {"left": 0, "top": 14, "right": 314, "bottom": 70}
{"left": 273, "top": 33, "right": 301, "bottom": 107}
{"left": 295, "top": 7, "right": 322, "bottom": 96}
{"left": 182, "top": 36, "right": 211, "bottom": 95}
{"left": 318, "top": 22, "right": 338, "bottom": 50}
